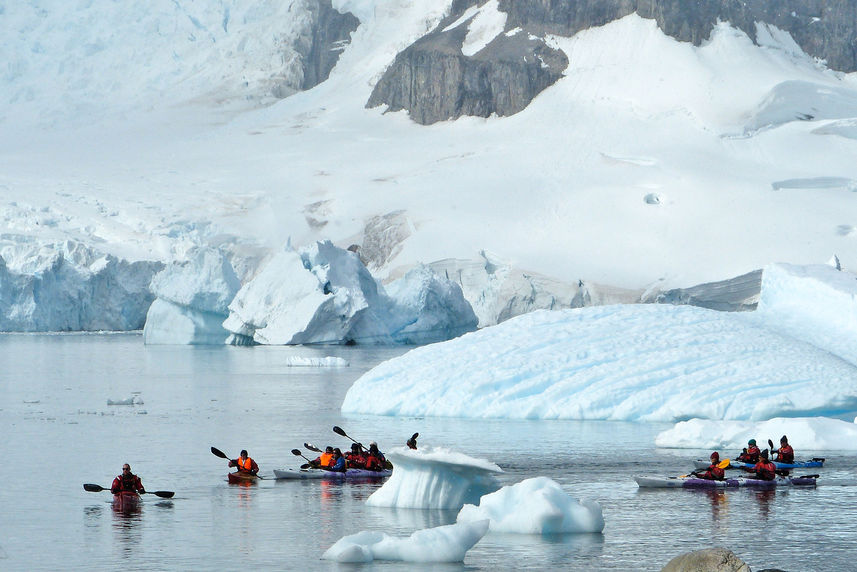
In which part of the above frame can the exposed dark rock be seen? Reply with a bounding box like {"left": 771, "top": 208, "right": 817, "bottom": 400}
{"left": 369, "top": 0, "right": 857, "bottom": 124}
{"left": 499, "top": 0, "right": 857, "bottom": 71}
{"left": 295, "top": 0, "right": 360, "bottom": 90}
{"left": 367, "top": 10, "right": 567, "bottom": 124}
{"left": 661, "top": 547, "right": 751, "bottom": 572}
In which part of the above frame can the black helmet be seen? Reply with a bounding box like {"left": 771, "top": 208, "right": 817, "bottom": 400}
{"left": 325, "top": 446, "right": 333, "bottom": 453}
{"left": 780, "top": 435, "right": 788, "bottom": 443}
{"left": 760, "top": 449, "right": 769, "bottom": 459}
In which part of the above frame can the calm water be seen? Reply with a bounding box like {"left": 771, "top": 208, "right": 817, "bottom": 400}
{"left": 1, "top": 334, "right": 855, "bottom": 571}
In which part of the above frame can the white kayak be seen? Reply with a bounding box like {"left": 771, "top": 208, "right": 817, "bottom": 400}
{"left": 273, "top": 467, "right": 392, "bottom": 480}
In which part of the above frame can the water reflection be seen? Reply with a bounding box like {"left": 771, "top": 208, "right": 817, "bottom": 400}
{"left": 111, "top": 504, "right": 144, "bottom": 560}
{"left": 752, "top": 489, "right": 776, "bottom": 520}
{"left": 698, "top": 489, "right": 729, "bottom": 522}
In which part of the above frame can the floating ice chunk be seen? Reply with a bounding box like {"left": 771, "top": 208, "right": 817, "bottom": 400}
{"left": 284, "top": 356, "right": 349, "bottom": 367}
{"left": 655, "top": 416, "right": 857, "bottom": 450}
{"left": 366, "top": 446, "right": 502, "bottom": 510}
{"left": 321, "top": 520, "right": 489, "bottom": 563}
{"left": 107, "top": 396, "right": 143, "bottom": 406}
{"left": 457, "top": 477, "right": 605, "bottom": 534}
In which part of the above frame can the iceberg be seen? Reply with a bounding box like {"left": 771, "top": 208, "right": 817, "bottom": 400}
{"left": 143, "top": 247, "right": 241, "bottom": 344}
{"left": 656, "top": 417, "right": 857, "bottom": 451}
{"left": 223, "top": 240, "right": 476, "bottom": 345}
{"left": 321, "top": 520, "right": 489, "bottom": 563}
{"left": 457, "top": 477, "right": 605, "bottom": 534}
{"left": 342, "top": 265, "right": 857, "bottom": 421}
{"left": 366, "top": 446, "right": 503, "bottom": 510}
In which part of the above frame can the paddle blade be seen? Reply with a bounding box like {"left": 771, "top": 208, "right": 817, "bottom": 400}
{"left": 304, "top": 443, "right": 322, "bottom": 452}
{"left": 718, "top": 459, "right": 730, "bottom": 469}
{"left": 332, "top": 426, "right": 346, "bottom": 437}
{"left": 300, "top": 463, "right": 310, "bottom": 469}
{"left": 151, "top": 490, "right": 175, "bottom": 498}
{"left": 291, "top": 449, "right": 303, "bottom": 456}
{"left": 83, "top": 483, "right": 106, "bottom": 493}
{"left": 210, "top": 446, "right": 228, "bottom": 459}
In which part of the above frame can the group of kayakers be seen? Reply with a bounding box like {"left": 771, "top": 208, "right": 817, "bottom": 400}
{"left": 309, "top": 441, "right": 389, "bottom": 472}
{"left": 694, "top": 435, "right": 796, "bottom": 482}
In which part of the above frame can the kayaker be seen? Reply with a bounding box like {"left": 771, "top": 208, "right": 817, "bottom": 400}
{"left": 774, "top": 435, "right": 795, "bottom": 464}
{"left": 228, "top": 450, "right": 259, "bottom": 475}
{"left": 746, "top": 449, "right": 776, "bottom": 480}
{"left": 345, "top": 443, "right": 367, "bottom": 469}
{"left": 111, "top": 464, "right": 146, "bottom": 494}
{"left": 365, "top": 442, "right": 387, "bottom": 471}
{"left": 737, "top": 439, "right": 761, "bottom": 463}
{"left": 311, "top": 446, "right": 335, "bottom": 468}
{"left": 328, "top": 448, "right": 346, "bottom": 472}
{"left": 695, "top": 452, "right": 725, "bottom": 480}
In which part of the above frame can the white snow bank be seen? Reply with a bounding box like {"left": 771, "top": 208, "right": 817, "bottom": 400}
{"left": 366, "top": 446, "right": 502, "bottom": 509}
{"left": 342, "top": 301, "right": 857, "bottom": 422}
{"left": 223, "top": 240, "right": 476, "bottom": 345}
{"left": 457, "top": 477, "right": 604, "bottom": 534}
{"left": 744, "top": 80, "right": 857, "bottom": 134}
{"left": 655, "top": 417, "right": 857, "bottom": 451}
{"left": 321, "top": 519, "right": 489, "bottom": 563}
{"left": 752, "top": 263, "right": 857, "bottom": 366}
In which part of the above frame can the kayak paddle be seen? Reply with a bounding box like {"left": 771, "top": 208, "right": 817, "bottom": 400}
{"left": 83, "top": 483, "right": 175, "bottom": 498}
{"left": 681, "top": 458, "right": 730, "bottom": 478}
{"left": 304, "top": 442, "right": 322, "bottom": 453}
{"left": 291, "top": 449, "right": 314, "bottom": 464}
{"left": 332, "top": 426, "right": 359, "bottom": 444}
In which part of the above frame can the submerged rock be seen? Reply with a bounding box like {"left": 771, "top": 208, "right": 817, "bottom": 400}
{"left": 661, "top": 547, "right": 750, "bottom": 572}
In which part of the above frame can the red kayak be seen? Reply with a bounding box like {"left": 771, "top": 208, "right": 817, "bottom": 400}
{"left": 227, "top": 471, "right": 259, "bottom": 485}
{"left": 112, "top": 490, "right": 141, "bottom": 511}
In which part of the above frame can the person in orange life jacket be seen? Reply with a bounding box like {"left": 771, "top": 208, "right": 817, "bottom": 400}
{"left": 746, "top": 449, "right": 776, "bottom": 481}
{"left": 228, "top": 450, "right": 259, "bottom": 475}
{"left": 345, "top": 443, "right": 366, "bottom": 469}
{"left": 311, "top": 446, "right": 334, "bottom": 468}
{"left": 328, "top": 448, "right": 346, "bottom": 472}
{"left": 111, "top": 463, "right": 145, "bottom": 494}
{"left": 774, "top": 435, "right": 795, "bottom": 464}
{"left": 364, "top": 441, "right": 387, "bottom": 471}
{"left": 737, "top": 439, "right": 761, "bottom": 463}
{"left": 695, "top": 452, "right": 725, "bottom": 481}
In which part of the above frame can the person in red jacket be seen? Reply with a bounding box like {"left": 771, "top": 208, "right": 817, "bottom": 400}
{"left": 695, "top": 452, "right": 725, "bottom": 480}
{"left": 364, "top": 442, "right": 387, "bottom": 471}
{"left": 746, "top": 450, "right": 776, "bottom": 480}
{"left": 111, "top": 464, "right": 145, "bottom": 494}
{"left": 228, "top": 450, "right": 259, "bottom": 475}
{"left": 737, "top": 439, "right": 761, "bottom": 463}
{"left": 345, "top": 443, "right": 367, "bottom": 469}
{"left": 774, "top": 435, "right": 795, "bottom": 464}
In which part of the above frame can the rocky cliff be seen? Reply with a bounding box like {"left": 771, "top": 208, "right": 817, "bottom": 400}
{"left": 368, "top": 0, "right": 857, "bottom": 124}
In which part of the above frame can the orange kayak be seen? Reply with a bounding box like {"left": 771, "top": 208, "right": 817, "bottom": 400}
{"left": 227, "top": 471, "right": 259, "bottom": 485}
{"left": 112, "top": 490, "right": 141, "bottom": 511}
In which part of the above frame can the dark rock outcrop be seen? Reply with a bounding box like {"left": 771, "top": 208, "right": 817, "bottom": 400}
{"left": 295, "top": 0, "right": 360, "bottom": 90}
{"left": 369, "top": 0, "right": 857, "bottom": 124}
{"left": 367, "top": 4, "right": 568, "bottom": 124}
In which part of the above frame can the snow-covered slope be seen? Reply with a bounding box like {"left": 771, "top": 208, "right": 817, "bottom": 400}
{"left": 1, "top": 2, "right": 856, "bottom": 333}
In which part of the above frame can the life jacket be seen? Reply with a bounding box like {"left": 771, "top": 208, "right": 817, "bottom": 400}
{"left": 319, "top": 452, "right": 334, "bottom": 467}
{"left": 236, "top": 457, "right": 254, "bottom": 472}
{"left": 345, "top": 453, "right": 366, "bottom": 469}
{"left": 753, "top": 460, "right": 776, "bottom": 480}
{"left": 114, "top": 474, "right": 141, "bottom": 492}
{"left": 364, "top": 454, "right": 383, "bottom": 471}
{"left": 739, "top": 445, "right": 761, "bottom": 463}
{"left": 777, "top": 445, "right": 795, "bottom": 464}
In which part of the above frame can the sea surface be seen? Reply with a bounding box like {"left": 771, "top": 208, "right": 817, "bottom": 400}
{"left": 1, "top": 333, "right": 855, "bottom": 571}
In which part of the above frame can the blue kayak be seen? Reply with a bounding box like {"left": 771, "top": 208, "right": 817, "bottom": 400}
{"left": 693, "top": 458, "right": 824, "bottom": 470}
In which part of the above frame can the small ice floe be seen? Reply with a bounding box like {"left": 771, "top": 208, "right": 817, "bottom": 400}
{"left": 643, "top": 193, "right": 663, "bottom": 205}
{"left": 771, "top": 177, "right": 857, "bottom": 191}
{"left": 284, "top": 356, "right": 349, "bottom": 367}
{"left": 457, "top": 477, "right": 605, "bottom": 534}
{"left": 107, "top": 395, "right": 144, "bottom": 406}
{"left": 321, "top": 520, "right": 489, "bottom": 563}
{"left": 366, "top": 446, "right": 503, "bottom": 510}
